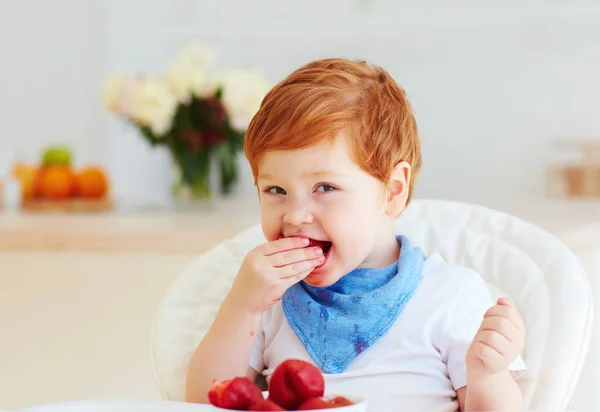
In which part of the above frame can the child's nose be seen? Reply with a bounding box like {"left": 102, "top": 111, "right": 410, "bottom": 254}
{"left": 283, "top": 201, "right": 315, "bottom": 226}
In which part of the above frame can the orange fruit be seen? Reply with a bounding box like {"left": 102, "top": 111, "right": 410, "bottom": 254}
{"left": 20, "top": 167, "right": 39, "bottom": 201}
{"left": 36, "top": 165, "right": 76, "bottom": 200}
{"left": 74, "top": 166, "right": 109, "bottom": 199}
{"left": 12, "top": 162, "right": 39, "bottom": 201}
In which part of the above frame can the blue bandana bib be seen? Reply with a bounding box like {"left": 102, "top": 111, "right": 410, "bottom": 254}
{"left": 281, "top": 235, "right": 424, "bottom": 374}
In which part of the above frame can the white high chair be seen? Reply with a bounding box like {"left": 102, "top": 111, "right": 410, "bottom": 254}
{"left": 150, "top": 199, "right": 593, "bottom": 411}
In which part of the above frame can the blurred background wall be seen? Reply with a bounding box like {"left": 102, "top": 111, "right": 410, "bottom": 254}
{"left": 2, "top": 0, "right": 600, "bottom": 209}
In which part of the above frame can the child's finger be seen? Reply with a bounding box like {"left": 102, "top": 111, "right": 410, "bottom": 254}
{"left": 260, "top": 237, "right": 309, "bottom": 256}
{"left": 479, "top": 316, "right": 518, "bottom": 342}
{"left": 485, "top": 300, "right": 524, "bottom": 331}
{"left": 497, "top": 297, "right": 512, "bottom": 307}
{"left": 279, "top": 267, "right": 315, "bottom": 290}
{"left": 270, "top": 245, "right": 323, "bottom": 267}
{"left": 484, "top": 304, "right": 512, "bottom": 319}
{"left": 279, "top": 257, "right": 324, "bottom": 279}
{"left": 484, "top": 305, "right": 518, "bottom": 325}
{"left": 475, "top": 341, "right": 505, "bottom": 372}
{"left": 477, "top": 330, "right": 509, "bottom": 356}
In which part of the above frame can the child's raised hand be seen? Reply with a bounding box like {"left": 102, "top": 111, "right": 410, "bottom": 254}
{"left": 466, "top": 297, "right": 526, "bottom": 377}
{"left": 228, "top": 237, "right": 325, "bottom": 314}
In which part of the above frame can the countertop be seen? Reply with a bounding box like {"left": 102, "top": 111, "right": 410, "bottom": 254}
{"left": 1, "top": 197, "right": 599, "bottom": 254}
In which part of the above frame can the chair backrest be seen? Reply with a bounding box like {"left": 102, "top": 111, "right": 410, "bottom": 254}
{"left": 150, "top": 199, "right": 593, "bottom": 411}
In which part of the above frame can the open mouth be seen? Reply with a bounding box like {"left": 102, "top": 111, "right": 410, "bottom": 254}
{"left": 280, "top": 235, "right": 332, "bottom": 265}
{"left": 308, "top": 239, "right": 332, "bottom": 272}
{"left": 307, "top": 239, "right": 332, "bottom": 256}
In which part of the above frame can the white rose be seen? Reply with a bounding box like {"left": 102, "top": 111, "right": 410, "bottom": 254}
{"left": 165, "top": 63, "right": 208, "bottom": 104}
{"left": 128, "top": 76, "right": 178, "bottom": 137}
{"left": 194, "top": 74, "right": 221, "bottom": 99}
{"left": 219, "top": 69, "right": 271, "bottom": 130}
{"left": 101, "top": 74, "right": 128, "bottom": 113}
{"left": 149, "top": 113, "right": 174, "bottom": 136}
{"left": 165, "top": 44, "right": 217, "bottom": 102}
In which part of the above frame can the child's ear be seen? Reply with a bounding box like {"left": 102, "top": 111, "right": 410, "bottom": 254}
{"left": 385, "top": 161, "right": 411, "bottom": 218}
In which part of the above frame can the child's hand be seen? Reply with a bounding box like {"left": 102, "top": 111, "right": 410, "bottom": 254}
{"left": 228, "top": 237, "right": 325, "bottom": 314}
{"left": 466, "top": 297, "right": 525, "bottom": 378}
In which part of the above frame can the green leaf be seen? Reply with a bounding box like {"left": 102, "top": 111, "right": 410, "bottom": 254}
{"left": 224, "top": 121, "right": 245, "bottom": 152}
{"left": 218, "top": 143, "right": 238, "bottom": 194}
{"left": 138, "top": 125, "right": 162, "bottom": 146}
{"left": 219, "top": 144, "right": 234, "bottom": 177}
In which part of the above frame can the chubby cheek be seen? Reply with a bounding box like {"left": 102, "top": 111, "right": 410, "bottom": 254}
{"left": 261, "top": 220, "right": 280, "bottom": 242}
{"left": 260, "top": 208, "right": 281, "bottom": 242}
{"left": 329, "top": 213, "right": 378, "bottom": 266}
{"left": 335, "top": 234, "right": 373, "bottom": 268}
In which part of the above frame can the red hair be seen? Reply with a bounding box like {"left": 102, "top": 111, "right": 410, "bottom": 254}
{"left": 244, "top": 58, "right": 421, "bottom": 203}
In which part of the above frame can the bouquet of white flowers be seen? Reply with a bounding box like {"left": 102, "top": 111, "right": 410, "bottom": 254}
{"left": 101, "top": 44, "right": 270, "bottom": 199}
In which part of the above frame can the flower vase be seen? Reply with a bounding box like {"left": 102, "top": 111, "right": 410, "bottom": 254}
{"left": 170, "top": 154, "right": 220, "bottom": 211}
{"left": 171, "top": 184, "right": 215, "bottom": 211}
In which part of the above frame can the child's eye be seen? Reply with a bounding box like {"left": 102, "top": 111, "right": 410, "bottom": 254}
{"left": 265, "top": 186, "right": 286, "bottom": 195}
{"left": 315, "top": 184, "right": 337, "bottom": 193}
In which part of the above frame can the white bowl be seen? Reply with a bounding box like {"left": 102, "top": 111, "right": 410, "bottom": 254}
{"left": 212, "top": 393, "right": 367, "bottom": 411}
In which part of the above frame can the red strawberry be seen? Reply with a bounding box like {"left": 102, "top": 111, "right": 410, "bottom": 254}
{"left": 297, "top": 396, "right": 355, "bottom": 410}
{"left": 268, "top": 359, "right": 325, "bottom": 410}
{"left": 247, "top": 398, "right": 285, "bottom": 411}
{"left": 208, "top": 376, "right": 263, "bottom": 410}
{"left": 331, "top": 396, "right": 355, "bottom": 406}
{"left": 296, "top": 397, "right": 337, "bottom": 410}
{"left": 208, "top": 380, "right": 231, "bottom": 407}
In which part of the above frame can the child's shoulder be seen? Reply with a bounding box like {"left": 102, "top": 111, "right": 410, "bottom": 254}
{"left": 422, "top": 253, "right": 486, "bottom": 286}
{"left": 416, "top": 253, "right": 492, "bottom": 306}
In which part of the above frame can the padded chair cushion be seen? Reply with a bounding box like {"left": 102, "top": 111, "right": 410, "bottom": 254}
{"left": 151, "top": 199, "right": 593, "bottom": 411}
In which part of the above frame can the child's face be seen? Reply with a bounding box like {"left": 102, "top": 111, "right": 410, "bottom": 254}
{"left": 257, "top": 134, "right": 400, "bottom": 287}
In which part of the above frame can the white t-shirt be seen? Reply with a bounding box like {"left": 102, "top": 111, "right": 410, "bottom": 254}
{"left": 249, "top": 254, "right": 526, "bottom": 412}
